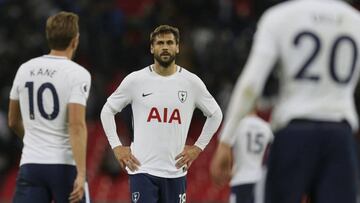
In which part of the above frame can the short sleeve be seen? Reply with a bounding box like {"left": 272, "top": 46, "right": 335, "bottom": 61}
{"left": 194, "top": 76, "right": 219, "bottom": 116}
{"left": 9, "top": 66, "right": 23, "bottom": 100}
{"left": 68, "top": 68, "right": 91, "bottom": 106}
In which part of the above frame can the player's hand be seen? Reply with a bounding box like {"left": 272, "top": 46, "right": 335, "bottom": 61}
{"left": 69, "top": 174, "right": 85, "bottom": 203}
{"left": 175, "top": 145, "right": 202, "bottom": 170}
{"left": 210, "top": 142, "right": 232, "bottom": 187}
{"left": 113, "top": 146, "right": 141, "bottom": 172}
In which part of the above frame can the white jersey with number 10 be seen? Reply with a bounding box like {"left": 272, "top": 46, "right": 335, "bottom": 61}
{"left": 9, "top": 55, "right": 91, "bottom": 166}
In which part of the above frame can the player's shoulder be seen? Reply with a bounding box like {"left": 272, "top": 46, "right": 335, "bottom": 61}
{"left": 241, "top": 115, "right": 273, "bottom": 138}
{"left": 70, "top": 61, "right": 90, "bottom": 76}
{"left": 19, "top": 56, "right": 42, "bottom": 68}
{"left": 265, "top": 0, "right": 359, "bottom": 16}
{"left": 260, "top": 0, "right": 333, "bottom": 21}
{"left": 117, "top": 66, "right": 151, "bottom": 87}
{"left": 16, "top": 56, "right": 44, "bottom": 75}
{"left": 177, "top": 65, "right": 206, "bottom": 85}
{"left": 242, "top": 115, "right": 271, "bottom": 128}
{"left": 125, "top": 66, "right": 150, "bottom": 80}
{"left": 338, "top": 1, "right": 360, "bottom": 19}
{"left": 29, "top": 55, "right": 90, "bottom": 77}
{"left": 260, "top": 0, "right": 299, "bottom": 21}
{"left": 57, "top": 60, "right": 91, "bottom": 84}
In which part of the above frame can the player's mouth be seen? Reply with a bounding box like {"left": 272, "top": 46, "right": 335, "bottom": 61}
{"left": 160, "top": 52, "right": 171, "bottom": 56}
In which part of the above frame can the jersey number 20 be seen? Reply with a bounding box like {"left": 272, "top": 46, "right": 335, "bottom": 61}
{"left": 25, "top": 82, "right": 59, "bottom": 120}
{"left": 294, "top": 31, "right": 358, "bottom": 84}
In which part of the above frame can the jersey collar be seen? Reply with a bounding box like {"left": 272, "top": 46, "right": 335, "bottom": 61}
{"left": 42, "top": 55, "right": 68, "bottom": 60}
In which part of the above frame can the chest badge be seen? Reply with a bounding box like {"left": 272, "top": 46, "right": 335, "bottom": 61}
{"left": 178, "top": 91, "right": 187, "bottom": 103}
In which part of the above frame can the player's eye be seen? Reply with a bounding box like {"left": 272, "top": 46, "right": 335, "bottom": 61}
{"left": 156, "top": 41, "right": 164, "bottom": 45}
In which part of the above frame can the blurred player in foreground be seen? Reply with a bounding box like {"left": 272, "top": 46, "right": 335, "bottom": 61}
{"left": 211, "top": 0, "right": 360, "bottom": 203}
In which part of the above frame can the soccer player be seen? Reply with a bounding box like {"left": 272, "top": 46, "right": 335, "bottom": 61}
{"left": 100, "top": 25, "right": 223, "bottom": 203}
{"left": 211, "top": 113, "right": 273, "bottom": 203}
{"left": 8, "top": 11, "right": 91, "bottom": 203}
{"left": 211, "top": 1, "right": 360, "bottom": 203}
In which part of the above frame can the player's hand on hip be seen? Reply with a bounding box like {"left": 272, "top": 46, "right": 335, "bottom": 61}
{"left": 175, "top": 145, "right": 202, "bottom": 170}
{"left": 69, "top": 174, "right": 85, "bottom": 203}
{"left": 210, "top": 142, "right": 232, "bottom": 187}
{"left": 113, "top": 146, "right": 141, "bottom": 172}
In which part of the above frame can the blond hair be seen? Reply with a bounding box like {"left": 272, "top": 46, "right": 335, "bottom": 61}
{"left": 46, "top": 11, "right": 79, "bottom": 50}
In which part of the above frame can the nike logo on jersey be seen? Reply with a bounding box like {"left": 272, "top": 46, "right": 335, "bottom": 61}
{"left": 142, "top": 93, "right": 153, "bottom": 97}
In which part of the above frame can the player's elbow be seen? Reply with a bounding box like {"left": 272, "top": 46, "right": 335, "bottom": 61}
{"left": 8, "top": 120, "right": 16, "bottom": 131}
{"left": 69, "top": 121, "right": 86, "bottom": 129}
{"left": 218, "top": 108, "right": 223, "bottom": 122}
{"left": 100, "top": 103, "right": 116, "bottom": 120}
{"left": 68, "top": 121, "right": 86, "bottom": 136}
{"left": 212, "top": 108, "right": 223, "bottom": 123}
{"left": 101, "top": 103, "right": 116, "bottom": 115}
{"left": 8, "top": 118, "right": 19, "bottom": 131}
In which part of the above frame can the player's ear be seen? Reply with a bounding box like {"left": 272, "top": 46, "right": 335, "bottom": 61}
{"left": 176, "top": 44, "right": 179, "bottom": 54}
{"left": 71, "top": 34, "right": 79, "bottom": 49}
{"left": 150, "top": 44, "right": 154, "bottom": 54}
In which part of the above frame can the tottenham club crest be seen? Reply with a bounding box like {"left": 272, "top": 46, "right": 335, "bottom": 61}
{"left": 178, "top": 91, "right": 187, "bottom": 103}
{"left": 132, "top": 192, "right": 140, "bottom": 202}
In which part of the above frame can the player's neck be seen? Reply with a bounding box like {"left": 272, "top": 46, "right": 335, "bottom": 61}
{"left": 153, "top": 63, "right": 177, "bottom": 76}
{"left": 49, "top": 49, "right": 73, "bottom": 60}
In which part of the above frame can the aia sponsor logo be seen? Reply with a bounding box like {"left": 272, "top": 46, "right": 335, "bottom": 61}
{"left": 147, "top": 107, "right": 181, "bottom": 124}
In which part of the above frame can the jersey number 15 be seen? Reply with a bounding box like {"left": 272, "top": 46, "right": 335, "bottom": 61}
{"left": 247, "top": 132, "right": 265, "bottom": 154}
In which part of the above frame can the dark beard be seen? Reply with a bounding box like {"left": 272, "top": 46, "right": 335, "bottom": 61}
{"left": 154, "top": 54, "right": 176, "bottom": 68}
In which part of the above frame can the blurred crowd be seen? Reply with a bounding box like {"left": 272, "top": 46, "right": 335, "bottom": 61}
{"left": 0, "top": 0, "right": 359, "bottom": 191}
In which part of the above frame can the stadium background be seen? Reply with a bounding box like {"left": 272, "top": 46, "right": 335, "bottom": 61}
{"left": 0, "top": 0, "right": 359, "bottom": 202}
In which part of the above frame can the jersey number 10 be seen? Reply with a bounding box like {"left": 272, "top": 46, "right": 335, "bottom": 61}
{"left": 25, "top": 82, "right": 59, "bottom": 120}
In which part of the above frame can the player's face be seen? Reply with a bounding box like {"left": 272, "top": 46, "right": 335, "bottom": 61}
{"left": 151, "top": 33, "right": 179, "bottom": 68}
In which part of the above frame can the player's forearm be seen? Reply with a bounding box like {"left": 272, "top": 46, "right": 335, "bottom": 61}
{"left": 220, "top": 33, "right": 277, "bottom": 145}
{"left": 195, "top": 108, "right": 223, "bottom": 150}
{"left": 69, "top": 123, "right": 87, "bottom": 177}
{"left": 8, "top": 100, "right": 25, "bottom": 139}
{"left": 220, "top": 77, "right": 258, "bottom": 145}
{"left": 100, "top": 103, "right": 122, "bottom": 148}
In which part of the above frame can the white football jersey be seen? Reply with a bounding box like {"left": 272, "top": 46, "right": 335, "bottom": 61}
{"left": 230, "top": 115, "right": 273, "bottom": 186}
{"left": 221, "top": 0, "right": 360, "bottom": 144}
{"left": 265, "top": 0, "right": 360, "bottom": 131}
{"left": 105, "top": 65, "right": 220, "bottom": 178}
{"left": 9, "top": 55, "right": 91, "bottom": 166}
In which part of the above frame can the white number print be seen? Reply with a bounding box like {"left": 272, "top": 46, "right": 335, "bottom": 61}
{"left": 178, "top": 193, "right": 186, "bottom": 203}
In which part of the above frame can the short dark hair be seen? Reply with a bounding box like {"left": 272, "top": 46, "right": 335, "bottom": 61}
{"left": 46, "top": 11, "right": 79, "bottom": 50}
{"left": 150, "top": 25, "right": 180, "bottom": 44}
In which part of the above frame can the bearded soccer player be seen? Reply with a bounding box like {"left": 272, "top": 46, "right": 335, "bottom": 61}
{"left": 100, "top": 25, "right": 222, "bottom": 203}
{"left": 8, "top": 11, "right": 91, "bottom": 203}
